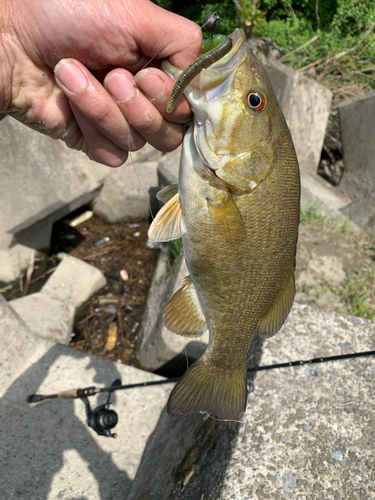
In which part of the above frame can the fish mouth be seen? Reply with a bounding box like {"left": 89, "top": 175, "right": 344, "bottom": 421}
{"left": 186, "top": 29, "right": 249, "bottom": 172}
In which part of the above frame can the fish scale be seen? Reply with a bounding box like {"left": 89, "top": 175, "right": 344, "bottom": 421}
{"left": 149, "top": 28, "right": 300, "bottom": 420}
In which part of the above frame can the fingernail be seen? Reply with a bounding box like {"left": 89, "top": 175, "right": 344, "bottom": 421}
{"left": 135, "top": 70, "right": 167, "bottom": 101}
{"left": 55, "top": 60, "right": 88, "bottom": 94}
{"left": 106, "top": 73, "right": 135, "bottom": 103}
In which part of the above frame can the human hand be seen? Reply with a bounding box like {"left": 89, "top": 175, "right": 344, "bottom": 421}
{"left": 0, "top": 0, "right": 202, "bottom": 166}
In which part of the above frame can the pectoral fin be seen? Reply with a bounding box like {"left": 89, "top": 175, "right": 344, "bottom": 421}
{"left": 164, "top": 276, "right": 206, "bottom": 337}
{"left": 216, "top": 141, "right": 275, "bottom": 192}
{"left": 156, "top": 184, "right": 178, "bottom": 203}
{"left": 208, "top": 193, "right": 246, "bottom": 244}
{"left": 258, "top": 268, "right": 295, "bottom": 338}
{"left": 148, "top": 192, "right": 185, "bottom": 242}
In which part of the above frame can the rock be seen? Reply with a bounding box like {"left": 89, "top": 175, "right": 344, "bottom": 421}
{"left": 0, "top": 116, "right": 109, "bottom": 283}
{"left": 128, "top": 303, "right": 375, "bottom": 499}
{"left": 9, "top": 292, "right": 75, "bottom": 344}
{"left": 341, "top": 191, "right": 375, "bottom": 238}
{"left": 41, "top": 255, "right": 106, "bottom": 309}
{"left": 92, "top": 161, "right": 159, "bottom": 221}
{"left": 136, "top": 255, "right": 209, "bottom": 372}
{"left": 265, "top": 60, "right": 332, "bottom": 176}
{"left": 0, "top": 294, "right": 171, "bottom": 499}
{"left": 338, "top": 90, "right": 375, "bottom": 202}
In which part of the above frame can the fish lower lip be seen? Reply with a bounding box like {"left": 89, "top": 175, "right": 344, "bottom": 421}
{"left": 206, "top": 165, "right": 219, "bottom": 177}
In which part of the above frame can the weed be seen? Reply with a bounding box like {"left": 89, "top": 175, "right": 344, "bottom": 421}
{"left": 339, "top": 278, "right": 375, "bottom": 320}
{"left": 167, "top": 238, "right": 183, "bottom": 263}
{"left": 300, "top": 204, "right": 330, "bottom": 225}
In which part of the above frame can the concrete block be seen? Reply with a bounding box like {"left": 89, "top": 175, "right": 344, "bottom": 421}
{"left": 301, "top": 172, "right": 353, "bottom": 222}
{"left": 92, "top": 161, "right": 159, "bottom": 221}
{"left": 0, "top": 320, "right": 170, "bottom": 499}
{"left": 41, "top": 255, "right": 106, "bottom": 308}
{"left": 341, "top": 191, "right": 375, "bottom": 238}
{"left": 0, "top": 116, "right": 109, "bottom": 282}
{"left": 136, "top": 254, "right": 209, "bottom": 372}
{"left": 130, "top": 142, "right": 163, "bottom": 163}
{"left": 9, "top": 292, "right": 75, "bottom": 344}
{"left": 128, "top": 304, "right": 375, "bottom": 499}
{"left": 338, "top": 90, "right": 375, "bottom": 202}
{"left": 157, "top": 146, "right": 182, "bottom": 189}
{"left": 265, "top": 60, "right": 332, "bottom": 175}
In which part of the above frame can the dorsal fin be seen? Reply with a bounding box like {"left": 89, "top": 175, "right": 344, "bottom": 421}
{"left": 148, "top": 192, "right": 185, "bottom": 242}
{"left": 257, "top": 268, "right": 295, "bottom": 338}
{"left": 164, "top": 276, "right": 206, "bottom": 337}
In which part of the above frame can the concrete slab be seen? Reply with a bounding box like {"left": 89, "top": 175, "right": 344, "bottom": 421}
{"left": 128, "top": 303, "right": 375, "bottom": 500}
{"left": 92, "top": 160, "right": 159, "bottom": 221}
{"left": 0, "top": 116, "right": 109, "bottom": 282}
{"left": 0, "top": 297, "right": 170, "bottom": 500}
{"left": 338, "top": 90, "right": 375, "bottom": 202}
{"left": 9, "top": 292, "right": 75, "bottom": 344}
{"left": 41, "top": 255, "right": 106, "bottom": 309}
{"left": 265, "top": 60, "right": 332, "bottom": 176}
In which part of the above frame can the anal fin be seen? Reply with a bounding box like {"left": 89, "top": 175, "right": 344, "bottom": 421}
{"left": 258, "top": 268, "right": 295, "bottom": 338}
{"left": 148, "top": 191, "right": 184, "bottom": 242}
{"left": 164, "top": 276, "right": 206, "bottom": 337}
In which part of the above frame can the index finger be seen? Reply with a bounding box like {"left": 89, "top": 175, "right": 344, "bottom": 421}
{"left": 132, "top": 2, "right": 202, "bottom": 70}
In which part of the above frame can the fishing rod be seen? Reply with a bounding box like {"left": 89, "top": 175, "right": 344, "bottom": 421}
{"left": 27, "top": 349, "right": 375, "bottom": 437}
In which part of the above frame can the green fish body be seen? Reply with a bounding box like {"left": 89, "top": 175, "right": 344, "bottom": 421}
{"left": 149, "top": 29, "right": 300, "bottom": 420}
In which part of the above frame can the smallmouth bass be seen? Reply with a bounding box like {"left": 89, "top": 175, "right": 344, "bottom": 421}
{"left": 149, "top": 29, "right": 300, "bottom": 420}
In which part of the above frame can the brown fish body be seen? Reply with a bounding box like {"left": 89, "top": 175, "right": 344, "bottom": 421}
{"left": 149, "top": 29, "right": 300, "bottom": 420}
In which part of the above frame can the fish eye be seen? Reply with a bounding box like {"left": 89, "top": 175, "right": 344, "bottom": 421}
{"left": 247, "top": 90, "right": 267, "bottom": 112}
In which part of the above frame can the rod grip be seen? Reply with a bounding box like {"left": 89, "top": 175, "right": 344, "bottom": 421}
{"left": 57, "top": 388, "right": 79, "bottom": 399}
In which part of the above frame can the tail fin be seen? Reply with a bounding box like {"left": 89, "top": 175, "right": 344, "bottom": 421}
{"left": 167, "top": 357, "right": 247, "bottom": 421}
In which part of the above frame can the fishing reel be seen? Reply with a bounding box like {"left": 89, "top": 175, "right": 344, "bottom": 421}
{"left": 81, "top": 382, "right": 119, "bottom": 438}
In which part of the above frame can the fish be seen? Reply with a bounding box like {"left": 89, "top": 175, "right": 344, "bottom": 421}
{"left": 148, "top": 28, "right": 300, "bottom": 421}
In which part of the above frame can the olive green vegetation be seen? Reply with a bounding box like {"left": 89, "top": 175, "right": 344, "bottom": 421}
{"left": 154, "top": 0, "right": 375, "bottom": 101}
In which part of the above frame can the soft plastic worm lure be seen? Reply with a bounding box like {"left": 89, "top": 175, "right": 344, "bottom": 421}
{"left": 166, "top": 34, "right": 232, "bottom": 113}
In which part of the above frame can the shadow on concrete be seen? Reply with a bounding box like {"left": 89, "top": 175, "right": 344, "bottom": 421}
{"left": 128, "top": 332, "right": 266, "bottom": 500}
{"left": 0, "top": 345, "right": 131, "bottom": 500}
